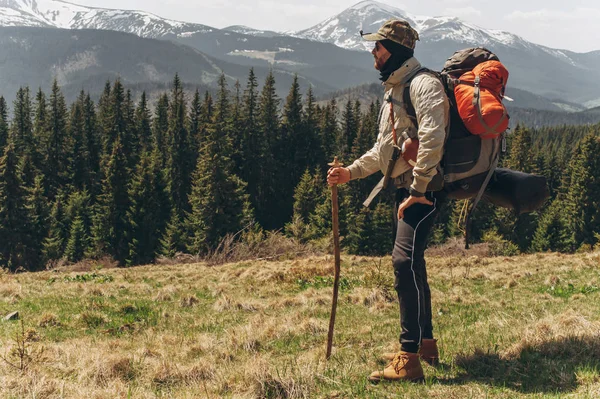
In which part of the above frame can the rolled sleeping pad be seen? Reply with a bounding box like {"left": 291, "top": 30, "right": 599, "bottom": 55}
{"left": 483, "top": 168, "right": 550, "bottom": 214}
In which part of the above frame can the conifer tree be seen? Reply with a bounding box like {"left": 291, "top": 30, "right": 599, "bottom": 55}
{"left": 561, "top": 134, "right": 600, "bottom": 250}
{"left": 153, "top": 93, "right": 169, "bottom": 167}
{"left": 346, "top": 202, "right": 393, "bottom": 256}
{"left": 123, "top": 89, "right": 139, "bottom": 170}
{"left": 165, "top": 74, "right": 193, "bottom": 216}
{"left": 69, "top": 100, "right": 90, "bottom": 192}
{"left": 25, "top": 175, "right": 49, "bottom": 270}
{"left": 10, "top": 87, "right": 34, "bottom": 159}
{"left": 303, "top": 86, "right": 323, "bottom": 169}
{"left": 256, "top": 70, "right": 281, "bottom": 229}
{"left": 126, "top": 150, "right": 170, "bottom": 265}
{"left": 91, "top": 137, "right": 130, "bottom": 264}
{"left": 188, "top": 89, "right": 202, "bottom": 163}
{"left": 279, "top": 75, "right": 305, "bottom": 223}
{"left": 82, "top": 93, "right": 100, "bottom": 195}
{"left": 44, "top": 80, "right": 70, "bottom": 199}
{"left": 319, "top": 99, "right": 339, "bottom": 163}
{"left": 340, "top": 99, "right": 359, "bottom": 160}
{"left": 230, "top": 80, "right": 245, "bottom": 176}
{"left": 531, "top": 202, "right": 571, "bottom": 252}
{"left": 63, "top": 190, "right": 93, "bottom": 262}
{"left": 0, "top": 143, "right": 30, "bottom": 271}
{"left": 239, "top": 69, "right": 263, "bottom": 216}
{"left": 186, "top": 75, "right": 253, "bottom": 254}
{"left": 42, "top": 193, "right": 68, "bottom": 263}
{"left": 136, "top": 92, "right": 153, "bottom": 153}
{"left": 0, "top": 97, "right": 8, "bottom": 154}
{"left": 160, "top": 212, "right": 185, "bottom": 258}
{"left": 292, "top": 169, "right": 325, "bottom": 223}
{"left": 64, "top": 216, "right": 87, "bottom": 263}
{"left": 103, "top": 79, "right": 126, "bottom": 157}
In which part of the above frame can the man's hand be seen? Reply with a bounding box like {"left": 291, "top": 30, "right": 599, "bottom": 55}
{"left": 397, "top": 195, "right": 433, "bottom": 219}
{"left": 327, "top": 167, "right": 351, "bottom": 186}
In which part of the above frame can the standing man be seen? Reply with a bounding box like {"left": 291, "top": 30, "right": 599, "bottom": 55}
{"left": 327, "top": 19, "right": 449, "bottom": 382}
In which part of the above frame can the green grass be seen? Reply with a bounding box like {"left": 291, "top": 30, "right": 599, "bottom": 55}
{"left": 0, "top": 252, "right": 599, "bottom": 398}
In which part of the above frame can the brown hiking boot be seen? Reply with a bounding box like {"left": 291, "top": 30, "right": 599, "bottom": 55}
{"left": 419, "top": 339, "right": 439, "bottom": 366}
{"left": 380, "top": 339, "right": 439, "bottom": 366}
{"left": 369, "top": 351, "right": 424, "bottom": 383}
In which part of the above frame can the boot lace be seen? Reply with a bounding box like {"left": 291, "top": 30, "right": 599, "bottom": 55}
{"left": 390, "top": 353, "right": 410, "bottom": 374}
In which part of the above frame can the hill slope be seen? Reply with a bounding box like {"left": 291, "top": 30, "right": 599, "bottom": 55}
{"left": 0, "top": 26, "right": 334, "bottom": 103}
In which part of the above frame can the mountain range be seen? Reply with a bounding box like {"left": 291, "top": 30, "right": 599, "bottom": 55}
{"left": 0, "top": 0, "right": 598, "bottom": 110}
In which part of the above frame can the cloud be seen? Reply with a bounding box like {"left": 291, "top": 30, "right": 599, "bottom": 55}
{"left": 505, "top": 7, "right": 600, "bottom": 23}
{"left": 503, "top": 7, "right": 600, "bottom": 52}
{"left": 443, "top": 6, "right": 482, "bottom": 19}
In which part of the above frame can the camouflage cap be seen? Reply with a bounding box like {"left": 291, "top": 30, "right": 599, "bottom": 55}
{"left": 360, "top": 19, "right": 420, "bottom": 50}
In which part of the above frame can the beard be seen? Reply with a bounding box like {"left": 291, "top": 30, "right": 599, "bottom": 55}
{"left": 374, "top": 54, "right": 390, "bottom": 70}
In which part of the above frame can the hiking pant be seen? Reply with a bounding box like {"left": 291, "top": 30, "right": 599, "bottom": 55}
{"left": 392, "top": 189, "right": 445, "bottom": 353}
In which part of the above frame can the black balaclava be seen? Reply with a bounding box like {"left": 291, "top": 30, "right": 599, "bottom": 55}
{"left": 378, "top": 39, "right": 415, "bottom": 82}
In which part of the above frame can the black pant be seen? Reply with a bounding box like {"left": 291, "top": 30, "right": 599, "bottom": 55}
{"left": 392, "top": 189, "right": 445, "bottom": 353}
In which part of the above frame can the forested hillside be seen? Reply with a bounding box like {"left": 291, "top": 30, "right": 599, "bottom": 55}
{"left": 0, "top": 71, "right": 599, "bottom": 271}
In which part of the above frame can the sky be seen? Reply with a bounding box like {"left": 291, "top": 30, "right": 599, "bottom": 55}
{"left": 73, "top": 0, "right": 599, "bottom": 53}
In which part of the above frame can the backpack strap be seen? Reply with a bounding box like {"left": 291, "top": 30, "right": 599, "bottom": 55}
{"left": 403, "top": 67, "right": 433, "bottom": 127}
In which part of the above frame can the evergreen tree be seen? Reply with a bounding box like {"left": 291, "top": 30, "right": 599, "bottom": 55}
{"left": 153, "top": 93, "right": 169, "bottom": 167}
{"left": 69, "top": 100, "right": 90, "bottom": 192}
{"left": 64, "top": 216, "right": 87, "bottom": 263}
{"left": 239, "top": 69, "right": 263, "bottom": 219}
{"left": 279, "top": 75, "right": 305, "bottom": 223}
{"left": 165, "top": 74, "right": 193, "bottom": 216}
{"left": 63, "top": 190, "right": 93, "bottom": 262}
{"left": 339, "top": 99, "right": 359, "bottom": 160}
{"left": 136, "top": 92, "right": 153, "bottom": 153}
{"left": 91, "top": 138, "right": 130, "bottom": 264}
{"left": 319, "top": 99, "right": 339, "bottom": 163}
{"left": 126, "top": 150, "right": 170, "bottom": 265}
{"left": 531, "top": 202, "right": 571, "bottom": 252}
{"left": 123, "top": 89, "right": 139, "bottom": 170}
{"left": 292, "top": 169, "right": 325, "bottom": 222}
{"left": 188, "top": 89, "right": 202, "bottom": 165}
{"left": 10, "top": 87, "right": 34, "bottom": 159}
{"left": 160, "top": 212, "right": 185, "bottom": 258}
{"left": 255, "top": 70, "right": 280, "bottom": 229}
{"left": 186, "top": 75, "right": 254, "bottom": 254}
{"left": 561, "top": 134, "right": 600, "bottom": 250}
{"left": 230, "top": 80, "right": 245, "bottom": 175}
{"left": 82, "top": 93, "right": 100, "bottom": 196}
{"left": 0, "top": 97, "right": 8, "bottom": 154}
{"left": 0, "top": 143, "right": 30, "bottom": 271}
{"left": 42, "top": 193, "right": 68, "bottom": 263}
{"left": 24, "top": 175, "right": 49, "bottom": 270}
{"left": 346, "top": 202, "right": 393, "bottom": 256}
{"left": 44, "top": 80, "right": 70, "bottom": 199}
{"left": 303, "top": 86, "right": 323, "bottom": 169}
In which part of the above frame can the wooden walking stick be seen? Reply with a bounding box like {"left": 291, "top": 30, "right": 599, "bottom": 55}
{"left": 326, "top": 156, "right": 343, "bottom": 360}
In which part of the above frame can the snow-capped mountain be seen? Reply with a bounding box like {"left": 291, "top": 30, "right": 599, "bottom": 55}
{"left": 294, "top": 0, "right": 534, "bottom": 52}
{"left": 1, "top": 0, "right": 599, "bottom": 107}
{"left": 0, "top": 0, "right": 214, "bottom": 37}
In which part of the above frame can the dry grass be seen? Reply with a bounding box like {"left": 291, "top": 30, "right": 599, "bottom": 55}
{"left": 0, "top": 251, "right": 599, "bottom": 398}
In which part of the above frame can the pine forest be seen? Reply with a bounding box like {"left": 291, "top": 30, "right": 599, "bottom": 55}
{"left": 0, "top": 70, "right": 599, "bottom": 272}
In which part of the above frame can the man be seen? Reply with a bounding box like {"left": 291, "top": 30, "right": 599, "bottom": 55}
{"left": 327, "top": 19, "right": 449, "bottom": 382}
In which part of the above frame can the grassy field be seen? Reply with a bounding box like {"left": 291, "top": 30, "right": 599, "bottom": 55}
{"left": 0, "top": 250, "right": 599, "bottom": 398}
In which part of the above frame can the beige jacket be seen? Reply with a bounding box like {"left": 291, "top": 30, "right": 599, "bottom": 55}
{"left": 347, "top": 57, "right": 449, "bottom": 195}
